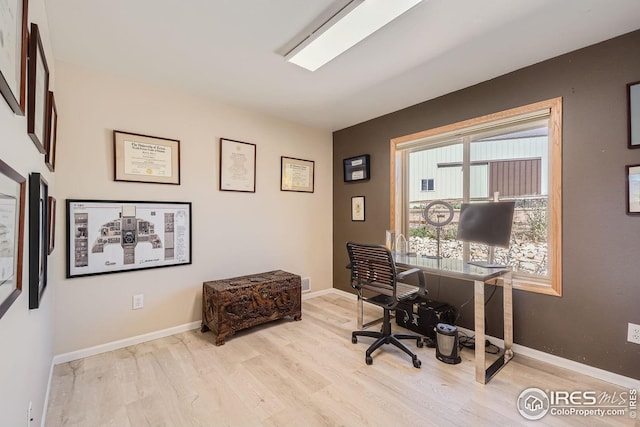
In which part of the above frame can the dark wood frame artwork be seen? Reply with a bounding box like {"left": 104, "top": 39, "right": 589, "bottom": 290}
{"left": 219, "top": 138, "right": 256, "bottom": 192}
{"left": 280, "top": 156, "right": 315, "bottom": 193}
{"left": 66, "top": 199, "right": 193, "bottom": 278}
{"left": 0, "top": 159, "right": 26, "bottom": 320}
{"left": 29, "top": 173, "right": 48, "bottom": 309}
{"left": 343, "top": 154, "right": 371, "bottom": 182}
{"left": 0, "top": 0, "right": 29, "bottom": 114}
{"left": 47, "top": 196, "right": 56, "bottom": 255}
{"left": 628, "top": 81, "right": 640, "bottom": 149}
{"left": 626, "top": 164, "right": 640, "bottom": 215}
{"left": 45, "top": 91, "right": 58, "bottom": 171}
{"left": 27, "top": 23, "right": 50, "bottom": 153}
{"left": 113, "top": 130, "right": 181, "bottom": 184}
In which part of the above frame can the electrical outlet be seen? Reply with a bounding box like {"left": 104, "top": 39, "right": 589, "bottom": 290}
{"left": 628, "top": 323, "right": 640, "bottom": 344}
{"left": 132, "top": 294, "right": 144, "bottom": 310}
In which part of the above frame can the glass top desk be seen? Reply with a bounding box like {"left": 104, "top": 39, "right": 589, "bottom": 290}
{"left": 392, "top": 253, "right": 514, "bottom": 384}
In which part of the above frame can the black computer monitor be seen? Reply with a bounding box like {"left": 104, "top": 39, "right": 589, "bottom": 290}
{"left": 456, "top": 201, "right": 515, "bottom": 248}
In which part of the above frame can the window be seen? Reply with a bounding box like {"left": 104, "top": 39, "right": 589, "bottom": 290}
{"left": 390, "top": 98, "right": 562, "bottom": 296}
{"left": 421, "top": 178, "right": 435, "bottom": 192}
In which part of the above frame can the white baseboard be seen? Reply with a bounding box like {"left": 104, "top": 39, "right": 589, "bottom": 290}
{"left": 52, "top": 321, "right": 201, "bottom": 365}
{"left": 302, "top": 287, "right": 338, "bottom": 300}
{"left": 41, "top": 357, "right": 55, "bottom": 427}
{"left": 325, "top": 288, "right": 639, "bottom": 389}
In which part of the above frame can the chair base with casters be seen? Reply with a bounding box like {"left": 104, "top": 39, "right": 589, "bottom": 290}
{"left": 351, "top": 294, "right": 424, "bottom": 368}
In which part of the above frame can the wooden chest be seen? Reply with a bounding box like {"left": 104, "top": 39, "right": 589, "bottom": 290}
{"left": 201, "top": 270, "right": 302, "bottom": 345}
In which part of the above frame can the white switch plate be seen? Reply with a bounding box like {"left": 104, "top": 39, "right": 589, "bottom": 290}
{"left": 132, "top": 294, "right": 144, "bottom": 310}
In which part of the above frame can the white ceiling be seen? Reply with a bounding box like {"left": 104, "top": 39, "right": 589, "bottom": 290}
{"left": 44, "top": 0, "right": 640, "bottom": 131}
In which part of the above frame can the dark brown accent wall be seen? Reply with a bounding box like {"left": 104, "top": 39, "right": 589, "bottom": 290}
{"left": 333, "top": 30, "right": 640, "bottom": 379}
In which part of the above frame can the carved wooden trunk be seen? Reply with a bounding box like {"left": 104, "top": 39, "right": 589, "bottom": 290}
{"left": 201, "top": 270, "right": 302, "bottom": 345}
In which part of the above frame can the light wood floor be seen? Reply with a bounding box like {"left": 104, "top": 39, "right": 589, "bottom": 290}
{"left": 46, "top": 293, "right": 638, "bottom": 426}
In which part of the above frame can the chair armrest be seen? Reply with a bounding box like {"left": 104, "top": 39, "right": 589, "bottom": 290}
{"left": 345, "top": 263, "right": 352, "bottom": 269}
{"left": 396, "top": 267, "right": 421, "bottom": 280}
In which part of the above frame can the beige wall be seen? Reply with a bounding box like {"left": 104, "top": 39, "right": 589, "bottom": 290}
{"left": 51, "top": 61, "right": 333, "bottom": 355}
{"left": 0, "top": 1, "right": 55, "bottom": 425}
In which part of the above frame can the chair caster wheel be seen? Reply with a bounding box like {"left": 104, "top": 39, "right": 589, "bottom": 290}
{"left": 366, "top": 356, "right": 373, "bottom": 365}
{"left": 413, "top": 358, "right": 422, "bottom": 369}
{"left": 417, "top": 339, "right": 424, "bottom": 348}
{"left": 352, "top": 336, "right": 358, "bottom": 344}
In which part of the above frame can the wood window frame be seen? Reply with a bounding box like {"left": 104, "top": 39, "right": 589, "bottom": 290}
{"left": 390, "top": 97, "right": 563, "bottom": 296}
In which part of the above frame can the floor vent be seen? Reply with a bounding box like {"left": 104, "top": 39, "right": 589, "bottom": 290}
{"left": 301, "top": 277, "right": 311, "bottom": 292}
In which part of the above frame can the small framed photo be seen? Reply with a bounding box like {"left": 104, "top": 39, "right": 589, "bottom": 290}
{"left": 47, "top": 196, "right": 56, "bottom": 255}
{"left": 114, "top": 130, "right": 181, "bottom": 184}
{"left": 626, "top": 164, "right": 640, "bottom": 215}
{"left": 219, "top": 138, "right": 256, "bottom": 192}
{"left": 628, "top": 81, "right": 640, "bottom": 149}
{"left": 343, "top": 154, "right": 370, "bottom": 182}
{"left": 29, "top": 173, "right": 48, "bottom": 309}
{"left": 351, "top": 196, "right": 365, "bottom": 221}
{"left": 281, "top": 156, "right": 314, "bottom": 193}
{"left": 0, "top": 158, "right": 26, "bottom": 320}
{"left": 45, "top": 91, "right": 58, "bottom": 171}
{"left": 27, "top": 23, "right": 50, "bottom": 154}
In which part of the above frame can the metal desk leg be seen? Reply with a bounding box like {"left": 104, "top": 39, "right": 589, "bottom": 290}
{"left": 474, "top": 280, "right": 486, "bottom": 384}
{"left": 357, "top": 292, "right": 363, "bottom": 330}
{"left": 503, "top": 272, "right": 514, "bottom": 359}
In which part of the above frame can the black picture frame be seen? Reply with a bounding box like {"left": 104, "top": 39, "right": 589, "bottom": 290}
{"left": 29, "top": 173, "right": 48, "bottom": 309}
{"left": 0, "top": 159, "right": 26, "bottom": 320}
{"left": 219, "top": 138, "right": 256, "bottom": 192}
{"left": 0, "top": 0, "right": 29, "bottom": 114}
{"left": 113, "top": 130, "right": 181, "bottom": 184}
{"left": 47, "top": 196, "right": 56, "bottom": 255}
{"left": 27, "top": 23, "right": 50, "bottom": 154}
{"left": 351, "top": 196, "right": 365, "bottom": 221}
{"left": 628, "top": 81, "right": 640, "bottom": 149}
{"left": 343, "top": 154, "right": 370, "bottom": 182}
{"left": 66, "top": 199, "right": 192, "bottom": 278}
{"left": 626, "top": 164, "right": 640, "bottom": 215}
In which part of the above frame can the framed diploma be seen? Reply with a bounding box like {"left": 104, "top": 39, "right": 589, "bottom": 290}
{"left": 0, "top": 0, "right": 28, "bottom": 114}
{"left": 0, "top": 158, "right": 26, "bottom": 320}
{"left": 47, "top": 196, "right": 56, "bottom": 255}
{"left": 27, "top": 23, "right": 49, "bottom": 153}
{"left": 343, "top": 154, "right": 370, "bottom": 182}
{"left": 114, "top": 130, "right": 181, "bottom": 185}
{"left": 628, "top": 81, "right": 640, "bottom": 149}
{"left": 219, "top": 138, "right": 256, "bottom": 192}
{"left": 66, "top": 199, "right": 192, "bottom": 278}
{"left": 281, "top": 156, "right": 314, "bottom": 193}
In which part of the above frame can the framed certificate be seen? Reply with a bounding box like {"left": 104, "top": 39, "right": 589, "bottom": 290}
{"left": 114, "top": 130, "right": 181, "bottom": 184}
{"left": 281, "top": 156, "right": 314, "bottom": 193}
{"left": 351, "top": 196, "right": 365, "bottom": 221}
{"left": 626, "top": 164, "right": 640, "bottom": 215}
{"left": 343, "top": 154, "right": 370, "bottom": 182}
{"left": 0, "top": 0, "right": 28, "bottom": 114}
{"left": 27, "top": 23, "right": 49, "bottom": 153}
{"left": 219, "top": 138, "right": 256, "bottom": 192}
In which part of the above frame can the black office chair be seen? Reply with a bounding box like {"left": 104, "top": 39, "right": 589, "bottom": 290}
{"left": 346, "top": 242, "right": 425, "bottom": 368}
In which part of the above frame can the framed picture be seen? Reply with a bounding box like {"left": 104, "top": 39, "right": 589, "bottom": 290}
{"left": 114, "top": 130, "right": 181, "bottom": 184}
{"left": 343, "top": 154, "right": 370, "bottom": 182}
{"left": 219, "top": 138, "right": 256, "bottom": 192}
{"left": 628, "top": 81, "right": 640, "bottom": 149}
{"left": 47, "top": 196, "right": 56, "bottom": 255}
{"left": 626, "top": 164, "right": 640, "bottom": 215}
{"left": 29, "top": 173, "right": 48, "bottom": 309}
{"left": 0, "top": 159, "right": 26, "bottom": 320}
{"left": 66, "top": 200, "right": 192, "bottom": 278}
{"left": 351, "top": 196, "right": 365, "bottom": 221}
{"left": 27, "top": 23, "right": 49, "bottom": 154}
{"left": 45, "top": 91, "right": 57, "bottom": 171}
{"left": 281, "top": 156, "right": 314, "bottom": 193}
{"left": 0, "top": 0, "right": 28, "bottom": 114}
